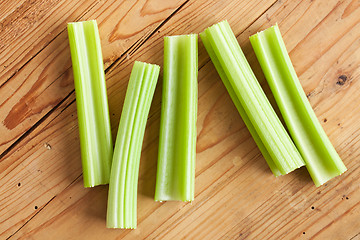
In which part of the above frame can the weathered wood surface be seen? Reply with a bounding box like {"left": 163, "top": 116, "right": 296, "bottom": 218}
{"left": 1, "top": 0, "right": 359, "bottom": 239}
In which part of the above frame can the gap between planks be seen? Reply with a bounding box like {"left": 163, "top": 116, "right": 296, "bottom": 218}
{"left": 5, "top": 196, "right": 56, "bottom": 240}
{"left": 6, "top": 173, "right": 85, "bottom": 240}
{"left": 0, "top": 1, "right": 100, "bottom": 90}
{"left": 0, "top": 0, "right": 189, "bottom": 162}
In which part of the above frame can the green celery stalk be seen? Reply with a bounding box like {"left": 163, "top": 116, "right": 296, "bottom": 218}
{"left": 249, "top": 24, "right": 347, "bottom": 186}
{"left": 200, "top": 21, "right": 304, "bottom": 175}
{"left": 155, "top": 34, "right": 198, "bottom": 201}
{"left": 107, "top": 61, "right": 160, "bottom": 229}
{"left": 67, "top": 20, "right": 113, "bottom": 187}
{"left": 200, "top": 29, "right": 280, "bottom": 176}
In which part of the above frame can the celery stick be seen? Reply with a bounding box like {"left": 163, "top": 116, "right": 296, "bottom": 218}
{"left": 201, "top": 31, "right": 281, "bottom": 176}
{"left": 67, "top": 20, "right": 113, "bottom": 187}
{"left": 250, "top": 24, "right": 347, "bottom": 186}
{"left": 200, "top": 21, "right": 304, "bottom": 175}
{"left": 155, "top": 34, "right": 198, "bottom": 201}
{"left": 107, "top": 61, "right": 160, "bottom": 229}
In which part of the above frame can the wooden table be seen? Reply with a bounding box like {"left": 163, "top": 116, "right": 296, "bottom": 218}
{"left": 1, "top": 0, "right": 359, "bottom": 239}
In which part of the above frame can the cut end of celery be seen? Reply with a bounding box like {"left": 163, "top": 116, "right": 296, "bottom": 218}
{"left": 272, "top": 164, "right": 305, "bottom": 178}
{"left": 106, "top": 226, "right": 137, "bottom": 229}
{"left": 250, "top": 22, "right": 279, "bottom": 37}
{"left": 67, "top": 19, "right": 97, "bottom": 26}
{"left": 134, "top": 60, "right": 160, "bottom": 70}
{"left": 83, "top": 181, "right": 109, "bottom": 188}
{"left": 155, "top": 199, "right": 193, "bottom": 202}
{"left": 204, "top": 20, "right": 229, "bottom": 31}
{"left": 313, "top": 167, "right": 347, "bottom": 187}
{"left": 106, "top": 223, "right": 137, "bottom": 229}
{"left": 155, "top": 194, "right": 194, "bottom": 202}
{"left": 164, "top": 34, "right": 197, "bottom": 39}
{"left": 155, "top": 189, "right": 194, "bottom": 202}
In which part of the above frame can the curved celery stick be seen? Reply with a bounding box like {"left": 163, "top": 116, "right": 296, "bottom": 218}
{"left": 155, "top": 34, "right": 198, "bottom": 201}
{"left": 200, "top": 32, "right": 280, "bottom": 176}
{"left": 200, "top": 21, "right": 304, "bottom": 175}
{"left": 107, "top": 61, "right": 160, "bottom": 229}
{"left": 67, "top": 20, "right": 113, "bottom": 187}
{"left": 250, "top": 24, "right": 347, "bottom": 186}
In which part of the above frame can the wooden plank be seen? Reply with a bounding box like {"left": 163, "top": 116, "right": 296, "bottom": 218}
{"left": 0, "top": 0, "right": 97, "bottom": 86}
{"left": 0, "top": 0, "right": 186, "bottom": 154}
{"left": 0, "top": 0, "right": 279, "bottom": 238}
{"left": 2, "top": 0, "right": 360, "bottom": 239}
{"left": 0, "top": 0, "right": 26, "bottom": 21}
{"left": 0, "top": 0, "right": 187, "bottom": 86}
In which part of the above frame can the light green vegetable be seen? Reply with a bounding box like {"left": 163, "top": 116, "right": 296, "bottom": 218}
{"left": 155, "top": 34, "right": 198, "bottom": 201}
{"left": 200, "top": 21, "right": 304, "bottom": 175}
{"left": 201, "top": 28, "right": 279, "bottom": 176}
{"left": 107, "top": 61, "right": 160, "bottom": 229}
{"left": 250, "top": 24, "right": 347, "bottom": 186}
{"left": 67, "top": 20, "right": 113, "bottom": 187}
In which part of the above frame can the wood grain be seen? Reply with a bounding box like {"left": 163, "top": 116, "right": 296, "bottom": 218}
{"left": 1, "top": 0, "right": 359, "bottom": 239}
{"left": 0, "top": 0, "right": 186, "bottom": 155}
{"left": 0, "top": 0, "right": 26, "bottom": 21}
{"left": 0, "top": 0, "right": 97, "bottom": 86}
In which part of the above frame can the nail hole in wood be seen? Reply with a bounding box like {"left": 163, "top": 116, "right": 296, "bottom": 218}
{"left": 336, "top": 75, "right": 347, "bottom": 85}
{"left": 34, "top": 206, "right": 38, "bottom": 210}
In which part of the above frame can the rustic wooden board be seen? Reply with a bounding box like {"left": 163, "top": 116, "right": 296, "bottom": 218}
{"left": 0, "top": 0, "right": 186, "bottom": 154}
{"left": 1, "top": 0, "right": 359, "bottom": 239}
